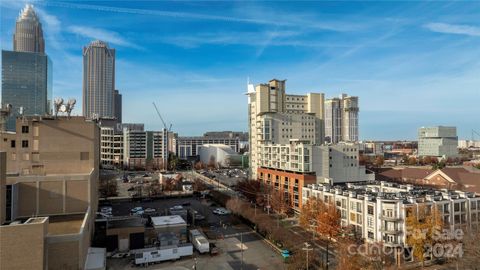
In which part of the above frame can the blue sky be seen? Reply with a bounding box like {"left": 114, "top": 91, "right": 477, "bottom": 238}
{"left": 1, "top": 1, "right": 479, "bottom": 140}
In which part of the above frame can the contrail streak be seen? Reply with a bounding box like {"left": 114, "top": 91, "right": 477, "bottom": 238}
{"left": 41, "top": 1, "right": 292, "bottom": 26}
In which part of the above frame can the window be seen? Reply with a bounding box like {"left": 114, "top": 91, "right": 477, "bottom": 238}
{"left": 10, "top": 140, "right": 15, "bottom": 148}
{"left": 368, "top": 205, "right": 374, "bottom": 215}
{"left": 368, "top": 231, "right": 374, "bottom": 239}
{"left": 21, "top": 140, "right": 28, "bottom": 148}
{"left": 367, "top": 216, "right": 373, "bottom": 228}
{"left": 21, "top": 126, "right": 29, "bottom": 133}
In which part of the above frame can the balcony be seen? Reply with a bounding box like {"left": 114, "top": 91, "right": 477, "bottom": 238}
{"left": 379, "top": 227, "right": 402, "bottom": 234}
{"left": 379, "top": 215, "right": 402, "bottom": 221}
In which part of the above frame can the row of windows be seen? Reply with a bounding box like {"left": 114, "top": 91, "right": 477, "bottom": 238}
{"left": 7, "top": 140, "right": 29, "bottom": 148}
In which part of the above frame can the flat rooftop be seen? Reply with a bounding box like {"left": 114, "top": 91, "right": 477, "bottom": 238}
{"left": 48, "top": 214, "right": 85, "bottom": 235}
{"left": 107, "top": 217, "right": 144, "bottom": 230}
{"left": 152, "top": 215, "right": 186, "bottom": 227}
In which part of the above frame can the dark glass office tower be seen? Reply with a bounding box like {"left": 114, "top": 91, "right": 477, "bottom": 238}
{"left": 1, "top": 51, "right": 52, "bottom": 130}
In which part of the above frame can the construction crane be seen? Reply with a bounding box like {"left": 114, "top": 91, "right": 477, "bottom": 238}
{"left": 152, "top": 102, "right": 172, "bottom": 171}
{"left": 472, "top": 129, "right": 480, "bottom": 142}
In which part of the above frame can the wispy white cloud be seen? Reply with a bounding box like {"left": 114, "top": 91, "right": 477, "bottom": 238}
{"left": 35, "top": 7, "right": 62, "bottom": 50}
{"left": 159, "top": 30, "right": 357, "bottom": 50}
{"left": 424, "top": 22, "right": 480, "bottom": 37}
{"left": 67, "top": 25, "right": 141, "bottom": 49}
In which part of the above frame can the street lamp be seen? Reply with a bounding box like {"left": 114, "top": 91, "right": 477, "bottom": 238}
{"left": 302, "top": 242, "right": 313, "bottom": 270}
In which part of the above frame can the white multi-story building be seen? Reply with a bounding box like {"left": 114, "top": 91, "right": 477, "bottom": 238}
{"left": 418, "top": 126, "right": 458, "bottom": 158}
{"left": 122, "top": 128, "right": 170, "bottom": 169}
{"left": 458, "top": 140, "right": 480, "bottom": 149}
{"left": 303, "top": 182, "right": 480, "bottom": 258}
{"left": 259, "top": 141, "right": 372, "bottom": 184}
{"left": 247, "top": 79, "right": 325, "bottom": 180}
{"left": 123, "top": 128, "right": 147, "bottom": 168}
{"left": 100, "top": 126, "right": 123, "bottom": 166}
{"left": 324, "top": 94, "right": 359, "bottom": 143}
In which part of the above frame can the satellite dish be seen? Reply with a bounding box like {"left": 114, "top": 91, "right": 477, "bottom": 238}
{"left": 59, "top": 104, "right": 67, "bottom": 112}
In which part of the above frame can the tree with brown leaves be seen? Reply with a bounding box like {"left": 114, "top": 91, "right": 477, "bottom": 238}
{"left": 268, "top": 188, "right": 290, "bottom": 216}
{"left": 316, "top": 202, "right": 341, "bottom": 239}
{"left": 405, "top": 204, "right": 443, "bottom": 266}
{"left": 299, "top": 197, "right": 323, "bottom": 228}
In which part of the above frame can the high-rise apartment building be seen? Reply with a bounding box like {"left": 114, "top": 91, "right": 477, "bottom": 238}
{"left": 1, "top": 4, "right": 52, "bottom": 131}
{"left": 324, "top": 94, "right": 359, "bottom": 143}
{"left": 13, "top": 4, "right": 45, "bottom": 53}
{"left": 247, "top": 79, "right": 325, "bottom": 180}
{"left": 82, "top": 40, "right": 116, "bottom": 119}
{"left": 418, "top": 126, "right": 458, "bottom": 158}
{"left": 248, "top": 80, "right": 370, "bottom": 211}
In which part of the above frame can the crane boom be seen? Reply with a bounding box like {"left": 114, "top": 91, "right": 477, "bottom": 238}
{"left": 152, "top": 102, "right": 167, "bottom": 130}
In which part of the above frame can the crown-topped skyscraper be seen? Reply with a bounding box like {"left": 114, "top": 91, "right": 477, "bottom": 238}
{"left": 1, "top": 4, "right": 52, "bottom": 131}
{"left": 13, "top": 4, "right": 45, "bottom": 53}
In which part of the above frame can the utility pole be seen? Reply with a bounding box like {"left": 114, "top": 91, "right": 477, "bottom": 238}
{"left": 302, "top": 242, "right": 313, "bottom": 270}
{"left": 241, "top": 232, "right": 244, "bottom": 270}
{"left": 326, "top": 240, "right": 329, "bottom": 270}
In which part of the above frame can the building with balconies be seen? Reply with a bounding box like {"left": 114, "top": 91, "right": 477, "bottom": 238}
{"left": 302, "top": 181, "right": 480, "bottom": 262}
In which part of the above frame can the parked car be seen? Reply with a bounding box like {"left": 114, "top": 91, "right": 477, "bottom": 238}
{"left": 194, "top": 214, "right": 206, "bottom": 221}
{"left": 213, "top": 208, "right": 231, "bottom": 215}
{"left": 133, "top": 210, "right": 145, "bottom": 216}
{"left": 130, "top": 206, "right": 143, "bottom": 213}
{"left": 100, "top": 206, "right": 112, "bottom": 213}
{"left": 170, "top": 205, "right": 183, "bottom": 211}
{"left": 144, "top": 208, "right": 156, "bottom": 213}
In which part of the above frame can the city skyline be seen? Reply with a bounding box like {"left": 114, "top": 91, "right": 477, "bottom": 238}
{"left": 1, "top": 1, "right": 480, "bottom": 139}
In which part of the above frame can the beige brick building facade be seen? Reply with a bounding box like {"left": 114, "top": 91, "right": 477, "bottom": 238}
{"left": 0, "top": 116, "right": 100, "bottom": 269}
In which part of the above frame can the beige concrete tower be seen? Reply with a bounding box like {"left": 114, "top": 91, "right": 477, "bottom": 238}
{"left": 13, "top": 4, "right": 45, "bottom": 53}
{"left": 82, "top": 40, "right": 116, "bottom": 119}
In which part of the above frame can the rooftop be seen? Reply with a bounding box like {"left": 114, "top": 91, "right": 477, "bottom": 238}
{"left": 48, "top": 214, "right": 85, "bottom": 235}
{"left": 107, "top": 217, "right": 144, "bottom": 230}
{"left": 305, "top": 181, "right": 478, "bottom": 204}
{"left": 151, "top": 215, "right": 186, "bottom": 227}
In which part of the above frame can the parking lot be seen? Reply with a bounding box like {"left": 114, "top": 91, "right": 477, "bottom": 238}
{"left": 104, "top": 195, "right": 284, "bottom": 270}
{"left": 102, "top": 196, "right": 229, "bottom": 225}
{"left": 108, "top": 222, "right": 283, "bottom": 270}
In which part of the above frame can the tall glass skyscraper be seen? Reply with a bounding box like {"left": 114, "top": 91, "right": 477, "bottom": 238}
{"left": 82, "top": 40, "right": 116, "bottom": 119}
{"left": 1, "top": 4, "right": 52, "bottom": 131}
